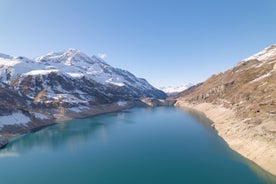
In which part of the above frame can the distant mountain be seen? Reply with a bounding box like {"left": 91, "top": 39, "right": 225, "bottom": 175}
{"left": 159, "top": 83, "right": 194, "bottom": 95}
{"left": 175, "top": 45, "right": 276, "bottom": 175}
{"left": 0, "top": 53, "right": 12, "bottom": 59}
{"left": 0, "top": 49, "right": 166, "bottom": 145}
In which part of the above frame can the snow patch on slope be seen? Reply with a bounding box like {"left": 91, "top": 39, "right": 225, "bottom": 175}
{"left": 249, "top": 71, "right": 274, "bottom": 84}
{"left": 243, "top": 44, "right": 276, "bottom": 62}
{"left": 31, "top": 112, "right": 48, "bottom": 120}
{"left": 24, "top": 69, "right": 58, "bottom": 76}
{"left": 0, "top": 112, "right": 30, "bottom": 129}
{"left": 117, "top": 101, "right": 127, "bottom": 106}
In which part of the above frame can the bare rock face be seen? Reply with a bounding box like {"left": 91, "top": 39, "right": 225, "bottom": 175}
{"left": 175, "top": 45, "right": 276, "bottom": 175}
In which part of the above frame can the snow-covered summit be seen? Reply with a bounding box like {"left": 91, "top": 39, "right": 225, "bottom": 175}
{"left": 159, "top": 83, "right": 194, "bottom": 95}
{"left": 31, "top": 49, "right": 157, "bottom": 90}
{"left": 34, "top": 49, "right": 93, "bottom": 66}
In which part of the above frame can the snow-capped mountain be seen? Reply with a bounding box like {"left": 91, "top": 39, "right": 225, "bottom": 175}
{"left": 0, "top": 49, "right": 166, "bottom": 142}
{"left": 0, "top": 49, "right": 166, "bottom": 107}
{"left": 159, "top": 83, "right": 194, "bottom": 95}
{"left": 0, "top": 49, "right": 163, "bottom": 91}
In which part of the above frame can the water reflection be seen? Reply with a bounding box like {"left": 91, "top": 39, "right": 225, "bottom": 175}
{"left": 0, "top": 150, "right": 19, "bottom": 158}
{"left": 0, "top": 115, "right": 119, "bottom": 156}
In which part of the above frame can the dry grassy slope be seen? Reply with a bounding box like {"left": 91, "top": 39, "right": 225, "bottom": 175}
{"left": 177, "top": 46, "right": 276, "bottom": 130}
{"left": 175, "top": 45, "right": 276, "bottom": 175}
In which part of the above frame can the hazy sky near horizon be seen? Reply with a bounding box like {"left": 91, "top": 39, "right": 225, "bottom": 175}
{"left": 0, "top": 0, "right": 276, "bottom": 87}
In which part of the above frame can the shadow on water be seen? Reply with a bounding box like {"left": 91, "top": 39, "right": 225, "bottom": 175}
{"left": 177, "top": 107, "right": 276, "bottom": 184}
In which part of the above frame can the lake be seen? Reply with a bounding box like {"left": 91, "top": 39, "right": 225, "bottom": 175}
{"left": 0, "top": 107, "right": 275, "bottom": 184}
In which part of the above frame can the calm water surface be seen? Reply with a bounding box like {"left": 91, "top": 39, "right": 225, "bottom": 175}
{"left": 0, "top": 107, "right": 275, "bottom": 184}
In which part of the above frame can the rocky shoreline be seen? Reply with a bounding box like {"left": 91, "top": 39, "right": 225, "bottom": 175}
{"left": 175, "top": 101, "right": 276, "bottom": 176}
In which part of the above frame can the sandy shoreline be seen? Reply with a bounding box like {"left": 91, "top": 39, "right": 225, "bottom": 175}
{"left": 175, "top": 101, "right": 276, "bottom": 176}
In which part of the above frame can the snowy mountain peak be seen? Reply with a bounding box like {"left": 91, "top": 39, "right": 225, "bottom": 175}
{"left": 0, "top": 49, "right": 166, "bottom": 106}
{"left": 159, "top": 83, "right": 194, "bottom": 96}
{"left": 34, "top": 48, "right": 93, "bottom": 66}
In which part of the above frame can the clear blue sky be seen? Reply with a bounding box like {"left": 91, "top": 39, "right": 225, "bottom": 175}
{"left": 0, "top": 0, "right": 275, "bottom": 87}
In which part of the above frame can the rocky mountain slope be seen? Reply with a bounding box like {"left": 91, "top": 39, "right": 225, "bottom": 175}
{"left": 0, "top": 49, "right": 166, "bottom": 147}
{"left": 175, "top": 45, "right": 276, "bottom": 175}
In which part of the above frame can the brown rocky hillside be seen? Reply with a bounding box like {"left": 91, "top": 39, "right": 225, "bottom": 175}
{"left": 175, "top": 45, "right": 276, "bottom": 175}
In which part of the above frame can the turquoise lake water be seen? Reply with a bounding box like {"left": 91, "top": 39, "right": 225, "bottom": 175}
{"left": 0, "top": 107, "right": 275, "bottom": 184}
